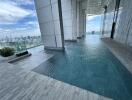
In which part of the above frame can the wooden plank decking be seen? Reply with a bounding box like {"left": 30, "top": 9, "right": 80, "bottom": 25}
{"left": 0, "top": 63, "right": 112, "bottom": 100}
{"left": 102, "top": 38, "right": 132, "bottom": 74}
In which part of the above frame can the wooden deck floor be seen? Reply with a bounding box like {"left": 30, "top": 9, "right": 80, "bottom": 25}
{"left": 11, "top": 51, "right": 53, "bottom": 71}
{"left": 102, "top": 38, "right": 132, "bottom": 74}
{"left": 0, "top": 62, "right": 112, "bottom": 100}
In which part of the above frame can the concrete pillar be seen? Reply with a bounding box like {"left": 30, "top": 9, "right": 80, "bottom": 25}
{"left": 61, "top": 0, "right": 77, "bottom": 41}
{"left": 77, "top": 2, "right": 84, "bottom": 38}
{"left": 103, "top": 0, "right": 116, "bottom": 37}
{"left": 82, "top": 10, "right": 86, "bottom": 37}
{"left": 34, "top": 0, "right": 64, "bottom": 50}
{"left": 115, "top": 0, "right": 132, "bottom": 46}
{"left": 80, "top": 3, "right": 83, "bottom": 38}
{"left": 76, "top": 1, "right": 86, "bottom": 39}
{"left": 77, "top": 2, "right": 80, "bottom": 38}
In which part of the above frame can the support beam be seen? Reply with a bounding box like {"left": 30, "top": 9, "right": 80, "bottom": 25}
{"left": 61, "top": 0, "right": 77, "bottom": 41}
{"left": 34, "top": 0, "right": 64, "bottom": 51}
{"left": 110, "top": 0, "right": 121, "bottom": 39}
{"left": 102, "top": 5, "right": 107, "bottom": 35}
{"left": 58, "top": 0, "right": 65, "bottom": 50}
{"left": 77, "top": 2, "right": 80, "bottom": 38}
{"left": 77, "top": 2, "right": 86, "bottom": 38}
{"left": 82, "top": 10, "right": 87, "bottom": 37}
{"left": 114, "top": 0, "right": 132, "bottom": 46}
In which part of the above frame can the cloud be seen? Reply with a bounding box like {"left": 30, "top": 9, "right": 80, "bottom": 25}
{"left": 26, "top": 21, "right": 37, "bottom": 25}
{"left": 14, "top": 0, "right": 34, "bottom": 5}
{"left": 0, "top": 1, "right": 33, "bottom": 24}
{"left": 0, "top": 0, "right": 40, "bottom": 39}
{"left": 86, "top": 14, "right": 102, "bottom": 32}
{"left": 87, "top": 15, "right": 102, "bottom": 21}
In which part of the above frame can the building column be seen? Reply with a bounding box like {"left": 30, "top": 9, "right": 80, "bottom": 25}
{"left": 77, "top": 2, "right": 80, "bottom": 38}
{"left": 110, "top": 0, "right": 121, "bottom": 39}
{"left": 76, "top": 2, "right": 86, "bottom": 38}
{"left": 102, "top": 6, "right": 107, "bottom": 35}
{"left": 34, "top": 0, "right": 64, "bottom": 50}
{"left": 82, "top": 10, "right": 86, "bottom": 37}
{"left": 61, "top": 0, "right": 77, "bottom": 41}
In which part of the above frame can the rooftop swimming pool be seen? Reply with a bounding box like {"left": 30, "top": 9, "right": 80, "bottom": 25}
{"left": 33, "top": 35, "right": 132, "bottom": 100}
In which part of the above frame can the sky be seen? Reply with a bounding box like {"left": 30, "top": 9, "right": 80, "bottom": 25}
{"left": 0, "top": 0, "right": 40, "bottom": 39}
{"left": 0, "top": 0, "right": 102, "bottom": 39}
{"left": 86, "top": 15, "right": 102, "bottom": 32}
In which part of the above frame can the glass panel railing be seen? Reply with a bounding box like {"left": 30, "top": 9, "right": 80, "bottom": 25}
{"left": 0, "top": 36, "right": 43, "bottom": 53}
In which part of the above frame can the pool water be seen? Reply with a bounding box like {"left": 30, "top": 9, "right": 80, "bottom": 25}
{"left": 33, "top": 35, "right": 132, "bottom": 100}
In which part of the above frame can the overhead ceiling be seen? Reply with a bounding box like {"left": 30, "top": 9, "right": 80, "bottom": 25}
{"left": 79, "top": 0, "right": 113, "bottom": 15}
{"left": 86, "top": 0, "right": 111, "bottom": 15}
